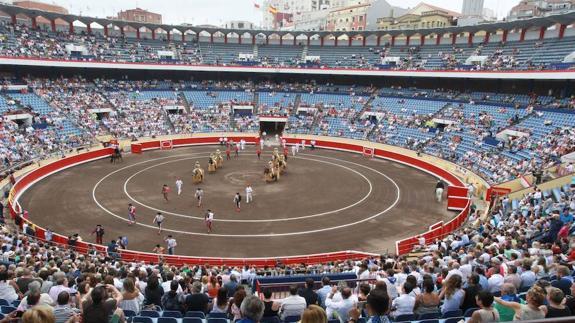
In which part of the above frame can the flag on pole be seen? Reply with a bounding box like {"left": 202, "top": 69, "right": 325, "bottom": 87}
{"left": 268, "top": 5, "right": 278, "bottom": 15}
{"left": 254, "top": 2, "right": 261, "bottom": 9}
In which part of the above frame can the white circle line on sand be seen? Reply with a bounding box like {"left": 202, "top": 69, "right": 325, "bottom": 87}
{"left": 91, "top": 150, "right": 401, "bottom": 237}
{"left": 121, "top": 155, "right": 374, "bottom": 222}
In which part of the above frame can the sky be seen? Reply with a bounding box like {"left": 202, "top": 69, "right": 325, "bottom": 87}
{"left": 47, "top": 0, "right": 518, "bottom": 26}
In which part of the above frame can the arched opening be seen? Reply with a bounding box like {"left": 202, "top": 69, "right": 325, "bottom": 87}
{"left": 198, "top": 30, "right": 211, "bottom": 42}
{"left": 308, "top": 33, "right": 321, "bottom": 46}
{"left": 295, "top": 33, "right": 308, "bottom": 46}
{"left": 212, "top": 31, "right": 226, "bottom": 43}
{"left": 282, "top": 33, "right": 295, "bottom": 45}
{"left": 32, "top": 15, "right": 50, "bottom": 30}
{"left": 87, "top": 22, "right": 104, "bottom": 35}
{"left": 267, "top": 33, "right": 281, "bottom": 45}
{"left": 254, "top": 32, "right": 267, "bottom": 45}
{"left": 323, "top": 33, "right": 336, "bottom": 46}
{"left": 223, "top": 31, "right": 238, "bottom": 44}
{"left": 364, "top": 34, "right": 378, "bottom": 46}
{"left": 183, "top": 30, "right": 198, "bottom": 43}
{"left": 239, "top": 32, "right": 252, "bottom": 45}
{"left": 15, "top": 13, "right": 32, "bottom": 27}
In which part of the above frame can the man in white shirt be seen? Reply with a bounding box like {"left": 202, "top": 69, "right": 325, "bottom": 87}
{"left": 175, "top": 178, "right": 183, "bottom": 196}
{"left": 240, "top": 139, "right": 246, "bottom": 150}
{"left": 245, "top": 185, "right": 253, "bottom": 203}
{"left": 161, "top": 271, "right": 183, "bottom": 293}
{"left": 279, "top": 285, "right": 307, "bottom": 320}
{"left": 165, "top": 235, "right": 177, "bottom": 255}
{"left": 488, "top": 266, "right": 504, "bottom": 294}
{"left": 326, "top": 287, "right": 356, "bottom": 323}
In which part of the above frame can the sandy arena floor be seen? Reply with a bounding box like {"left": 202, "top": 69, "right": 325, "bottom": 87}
{"left": 20, "top": 145, "right": 454, "bottom": 258}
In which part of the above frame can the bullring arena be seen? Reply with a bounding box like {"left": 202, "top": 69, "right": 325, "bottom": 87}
{"left": 4, "top": 2, "right": 575, "bottom": 322}
{"left": 11, "top": 135, "right": 474, "bottom": 261}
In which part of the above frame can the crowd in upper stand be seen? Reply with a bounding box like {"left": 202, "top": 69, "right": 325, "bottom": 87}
{"left": 1, "top": 78, "right": 574, "bottom": 185}
{"left": 1, "top": 21, "right": 575, "bottom": 71}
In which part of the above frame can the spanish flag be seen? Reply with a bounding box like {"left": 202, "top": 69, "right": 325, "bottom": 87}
{"left": 268, "top": 5, "right": 278, "bottom": 15}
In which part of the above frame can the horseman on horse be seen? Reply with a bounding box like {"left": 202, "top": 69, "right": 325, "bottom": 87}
{"left": 109, "top": 139, "right": 123, "bottom": 164}
{"left": 264, "top": 161, "right": 280, "bottom": 183}
{"left": 207, "top": 154, "right": 217, "bottom": 173}
{"left": 192, "top": 161, "right": 204, "bottom": 184}
{"left": 215, "top": 149, "right": 224, "bottom": 169}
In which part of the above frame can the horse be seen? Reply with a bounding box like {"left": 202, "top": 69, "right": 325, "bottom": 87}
{"left": 110, "top": 148, "right": 123, "bottom": 164}
{"left": 207, "top": 157, "right": 217, "bottom": 173}
{"left": 264, "top": 163, "right": 279, "bottom": 183}
{"left": 192, "top": 163, "right": 204, "bottom": 184}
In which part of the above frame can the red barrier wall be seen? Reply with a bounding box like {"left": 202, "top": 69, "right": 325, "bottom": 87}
{"left": 10, "top": 136, "right": 472, "bottom": 264}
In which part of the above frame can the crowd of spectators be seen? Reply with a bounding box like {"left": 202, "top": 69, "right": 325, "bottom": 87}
{"left": 1, "top": 77, "right": 575, "bottom": 186}
{"left": 1, "top": 21, "right": 575, "bottom": 71}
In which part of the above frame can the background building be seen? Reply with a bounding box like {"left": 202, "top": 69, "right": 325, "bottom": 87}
{"left": 115, "top": 7, "right": 162, "bottom": 24}
{"left": 462, "top": 0, "right": 484, "bottom": 17}
{"left": 458, "top": 0, "right": 496, "bottom": 26}
{"left": 365, "top": 0, "right": 407, "bottom": 31}
{"left": 12, "top": 0, "right": 68, "bottom": 25}
{"left": 224, "top": 20, "right": 256, "bottom": 30}
{"left": 326, "top": 2, "right": 370, "bottom": 31}
{"left": 262, "top": 0, "right": 370, "bottom": 30}
{"left": 508, "top": 0, "right": 575, "bottom": 20}
{"left": 376, "top": 2, "right": 459, "bottom": 30}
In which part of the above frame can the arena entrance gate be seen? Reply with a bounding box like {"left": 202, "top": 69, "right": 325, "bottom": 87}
{"left": 259, "top": 116, "right": 288, "bottom": 138}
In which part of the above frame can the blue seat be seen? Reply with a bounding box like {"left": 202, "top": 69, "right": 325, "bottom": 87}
{"left": 419, "top": 320, "right": 439, "bottom": 323}
{"left": 185, "top": 311, "right": 206, "bottom": 318}
{"left": 207, "top": 319, "right": 228, "bottom": 323}
{"left": 444, "top": 318, "right": 463, "bottom": 323}
{"left": 464, "top": 307, "right": 479, "bottom": 317}
{"left": 140, "top": 310, "right": 161, "bottom": 318}
{"left": 10, "top": 300, "right": 19, "bottom": 308}
{"left": 328, "top": 320, "right": 340, "bottom": 323}
{"left": 158, "top": 318, "right": 179, "bottom": 323}
{"left": 163, "top": 311, "right": 183, "bottom": 318}
{"left": 123, "top": 310, "right": 137, "bottom": 318}
{"left": 261, "top": 317, "right": 281, "bottom": 323}
{"left": 0, "top": 300, "right": 9, "bottom": 307}
{"left": 394, "top": 314, "right": 415, "bottom": 321}
{"left": 418, "top": 312, "right": 440, "bottom": 320}
{"left": 183, "top": 318, "right": 204, "bottom": 323}
{"left": 132, "top": 317, "right": 154, "bottom": 323}
{"left": 441, "top": 310, "right": 462, "bottom": 319}
{"left": 0, "top": 306, "right": 16, "bottom": 314}
{"left": 284, "top": 316, "right": 301, "bottom": 323}
{"left": 208, "top": 313, "right": 228, "bottom": 319}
